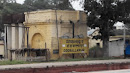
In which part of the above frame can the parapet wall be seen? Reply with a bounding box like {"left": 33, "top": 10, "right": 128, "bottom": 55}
{"left": 24, "top": 10, "right": 86, "bottom": 23}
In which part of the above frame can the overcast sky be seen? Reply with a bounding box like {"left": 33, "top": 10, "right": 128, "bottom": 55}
{"left": 16, "top": 0, "right": 83, "bottom": 11}
{"left": 16, "top": 0, "right": 24, "bottom": 4}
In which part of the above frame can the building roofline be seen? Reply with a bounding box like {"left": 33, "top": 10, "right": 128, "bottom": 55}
{"left": 24, "top": 9, "right": 85, "bottom": 14}
{"left": 89, "top": 29, "right": 99, "bottom": 36}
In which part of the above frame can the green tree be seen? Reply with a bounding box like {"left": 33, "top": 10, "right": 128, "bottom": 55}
{"left": 0, "top": 0, "right": 74, "bottom": 32}
{"left": 23, "top": 0, "right": 74, "bottom": 11}
{"left": 84, "top": 0, "right": 130, "bottom": 57}
{"left": 124, "top": 0, "right": 130, "bottom": 24}
{"left": 23, "top": 0, "right": 36, "bottom": 11}
{"left": 0, "top": 0, "right": 27, "bottom": 31}
{"left": 48, "top": 0, "right": 73, "bottom": 10}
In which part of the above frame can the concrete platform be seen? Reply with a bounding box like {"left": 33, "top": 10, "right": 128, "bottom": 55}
{"left": 0, "top": 59, "right": 130, "bottom": 70}
{"left": 0, "top": 59, "right": 130, "bottom": 73}
{"left": 86, "top": 69, "right": 130, "bottom": 73}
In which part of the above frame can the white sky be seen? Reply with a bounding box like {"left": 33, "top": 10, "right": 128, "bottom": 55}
{"left": 114, "top": 22, "right": 124, "bottom": 26}
{"left": 16, "top": 0, "right": 83, "bottom": 11}
{"left": 16, "top": 0, "right": 24, "bottom": 4}
{"left": 71, "top": 0, "right": 84, "bottom": 11}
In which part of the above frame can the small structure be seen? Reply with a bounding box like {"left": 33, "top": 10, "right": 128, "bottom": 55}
{"left": 88, "top": 28, "right": 103, "bottom": 48}
{"left": 109, "top": 37, "right": 124, "bottom": 57}
{"left": 114, "top": 22, "right": 125, "bottom": 30}
{"left": 4, "top": 23, "right": 26, "bottom": 60}
{"left": 24, "top": 10, "right": 88, "bottom": 60}
{"left": 0, "top": 38, "right": 4, "bottom": 59}
{"left": 3, "top": 13, "right": 26, "bottom": 60}
{"left": 88, "top": 28, "right": 130, "bottom": 57}
{"left": 110, "top": 35, "right": 130, "bottom": 57}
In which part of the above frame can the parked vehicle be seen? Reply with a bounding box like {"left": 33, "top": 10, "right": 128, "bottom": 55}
{"left": 124, "top": 40, "right": 130, "bottom": 58}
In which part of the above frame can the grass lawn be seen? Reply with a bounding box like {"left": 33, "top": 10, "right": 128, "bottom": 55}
{"left": 0, "top": 57, "right": 122, "bottom": 65}
{"left": 0, "top": 60, "right": 32, "bottom": 65}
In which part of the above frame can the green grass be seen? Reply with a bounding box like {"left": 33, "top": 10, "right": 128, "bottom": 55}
{"left": 0, "top": 60, "right": 32, "bottom": 65}
{"left": 0, "top": 57, "right": 121, "bottom": 65}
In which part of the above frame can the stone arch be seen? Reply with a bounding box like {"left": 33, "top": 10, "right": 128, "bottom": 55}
{"left": 31, "top": 33, "right": 44, "bottom": 49}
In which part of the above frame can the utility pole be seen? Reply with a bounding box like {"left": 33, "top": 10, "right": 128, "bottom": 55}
{"left": 124, "top": 24, "right": 126, "bottom": 58}
{"left": 54, "top": 0, "right": 60, "bottom": 53}
{"left": 70, "top": 20, "right": 75, "bottom": 38}
{"left": 70, "top": 20, "right": 75, "bottom": 59}
{"left": 124, "top": 24, "right": 126, "bottom": 47}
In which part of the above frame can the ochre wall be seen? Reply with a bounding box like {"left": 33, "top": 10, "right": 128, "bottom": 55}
{"left": 24, "top": 10, "right": 86, "bottom": 23}
{"left": 0, "top": 41, "right": 4, "bottom": 57}
{"left": 24, "top": 10, "right": 87, "bottom": 60}
{"left": 24, "top": 22, "right": 60, "bottom": 59}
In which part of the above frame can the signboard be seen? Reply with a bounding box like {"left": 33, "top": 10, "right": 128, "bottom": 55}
{"left": 59, "top": 38, "right": 89, "bottom": 56}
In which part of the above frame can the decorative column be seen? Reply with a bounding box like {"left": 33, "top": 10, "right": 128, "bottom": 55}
{"left": 4, "top": 24, "right": 8, "bottom": 59}
{"left": 7, "top": 24, "right": 12, "bottom": 60}
{"left": 11, "top": 24, "right": 19, "bottom": 60}
{"left": 19, "top": 23, "right": 24, "bottom": 50}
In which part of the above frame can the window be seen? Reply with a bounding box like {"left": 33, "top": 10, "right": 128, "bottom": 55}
{"left": 96, "top": 43, "right": 100, "bottom": 47}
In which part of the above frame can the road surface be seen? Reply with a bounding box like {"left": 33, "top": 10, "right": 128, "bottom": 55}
{"left": 86, "top": 69, "right": 130, "bottom": 73}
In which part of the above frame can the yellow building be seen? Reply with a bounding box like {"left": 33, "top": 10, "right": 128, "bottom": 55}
{"left": 24, "top": 10, "right": 88, "bottom": 60}
{"left": 88, "top": 29, "right": 103, "bottom": 48}
{"left": 0, "top": 40, "right": 4, "bottom": 59}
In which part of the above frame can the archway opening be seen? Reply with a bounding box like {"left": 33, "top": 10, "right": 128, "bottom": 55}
{"left": 31, "top": 33, "right": 44, "bottom": 49}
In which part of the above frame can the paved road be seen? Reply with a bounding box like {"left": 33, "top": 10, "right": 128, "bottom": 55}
{"left": 62, "top": 69, "right": 130, "bottom": 73}
{"left": 64, "top": 69, "right": 130, "bottom": 73}
{"left": 86, "top": 69, "right": 130, "bottom": 73}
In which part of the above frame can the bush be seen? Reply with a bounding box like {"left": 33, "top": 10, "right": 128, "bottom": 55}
{"left": 89, "top": 46, "right": 103, "bottom": 58}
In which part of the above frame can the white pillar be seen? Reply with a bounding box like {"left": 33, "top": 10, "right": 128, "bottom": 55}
{"left": 12, "top": 24, "right": 16, "bottom": 50}
{"left": 11, "top": 24, "right": 19, "bottom": 60}
{"left": 16, "top": 25, "right": 19, "bottom": 49}
{"left": 7, "top": 25, "right": 12, "bottom": 50}
{"left": 19, "top": 23, "right": 24, "bottom": 49}
{"left": 7, "top": 25, "right": 12, "bottom": 59}
{"left": 4, "top": 24, "right": 8, "bottom": 58}
{"left": 12, "top": 24, "right": 19, "bottom": 50}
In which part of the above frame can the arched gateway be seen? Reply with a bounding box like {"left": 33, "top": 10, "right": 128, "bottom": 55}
{"left": 31, "top": 33, "right": 44, "bottom": 49}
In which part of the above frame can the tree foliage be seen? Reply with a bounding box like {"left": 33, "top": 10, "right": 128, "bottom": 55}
{"left": 0, "top": 0, "right": 74, "bottom": 32}
{"left": 23, "top": 0, "right": 73, "bottom": 11}
{"left": 84, "top": 0, "right": 130, "bottom": 57}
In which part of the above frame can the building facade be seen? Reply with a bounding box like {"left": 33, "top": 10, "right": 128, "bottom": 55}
{"left": 4, "top": 23, "right": 25, "bottom": 60}
{"left": 24, "top": 10, "right": 88, "bottom": 60}
{"left": 0, "top": 40, "right": 4, "bottom": 59}
{"left": 4, "top": 10, "right": 88, "bottom": 60}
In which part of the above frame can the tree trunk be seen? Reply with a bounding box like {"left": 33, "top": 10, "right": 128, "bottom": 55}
{"left": 103, "top": 37, "right": 109, "bottom": 57}
{"left": 102, "top": 22, "right": 110, "bottom": 57}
